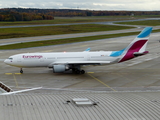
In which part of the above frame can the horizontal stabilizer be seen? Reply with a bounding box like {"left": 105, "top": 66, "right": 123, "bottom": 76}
{"left": 133, "top": 51, "right": 149, "bottom": 57}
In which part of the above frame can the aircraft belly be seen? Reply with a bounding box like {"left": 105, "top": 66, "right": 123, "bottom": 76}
{"left": 15, "top": 60, "right": 50, "bottom": 68}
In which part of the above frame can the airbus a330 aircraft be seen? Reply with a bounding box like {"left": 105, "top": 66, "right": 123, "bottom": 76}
{"left": 4, "top": 27, "right": 152, "bottom": 74}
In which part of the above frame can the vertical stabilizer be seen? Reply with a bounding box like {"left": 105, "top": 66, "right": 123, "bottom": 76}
{"left": 118, "top": 27, "right": 152, "bottom": 62}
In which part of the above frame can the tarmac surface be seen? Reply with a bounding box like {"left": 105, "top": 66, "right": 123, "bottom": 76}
{"left": 1, "top": 28, "right": 160, "bottom": 119}
{"left": 1, "top": 30, "right": 160, "bottom": 91}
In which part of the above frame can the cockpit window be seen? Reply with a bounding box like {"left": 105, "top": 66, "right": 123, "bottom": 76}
{"left": 8, "top": 58, "right": 13, "bottom": 60}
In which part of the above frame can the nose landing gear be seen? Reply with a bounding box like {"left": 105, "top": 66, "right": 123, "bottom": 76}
{"left": 20, "top": 68, "right": 23, "bottom": 74}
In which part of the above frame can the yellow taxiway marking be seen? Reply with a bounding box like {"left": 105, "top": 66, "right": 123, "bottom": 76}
{"left": 5, "top": 73, "right": 22, "bottom": 75}
{"left": 5, "top": 73, "right": 20, "bottom": 88}
{"left": 13, "top": 74, "right": 19, "bottom": 88}
{"left": 88, "top": 73, "right": 116, "bottom": 91}
{"left": 5, "top": 73, "right": 13, "bottom": 75}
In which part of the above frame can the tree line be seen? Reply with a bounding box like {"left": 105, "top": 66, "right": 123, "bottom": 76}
{"left": 0, "top": 8, "right": 54, "bottom": 21}
{"left": 0, "top": 8, "right": 160, "bottom": 21}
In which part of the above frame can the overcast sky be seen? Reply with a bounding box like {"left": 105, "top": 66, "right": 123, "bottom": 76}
{"left": 0, "top": 0, "right": 160, "bottom": 11}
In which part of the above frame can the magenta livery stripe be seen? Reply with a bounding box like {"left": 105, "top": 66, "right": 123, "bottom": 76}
{"left": 119, "top": 40, "right": 148, "bottom": 62}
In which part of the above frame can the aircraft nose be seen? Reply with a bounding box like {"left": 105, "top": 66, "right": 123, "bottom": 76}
{"left": 4, "top": 59, "right": 10, "bottom": 64}
{"left": 4, "top": 59, "right": 7, "bottom": 63}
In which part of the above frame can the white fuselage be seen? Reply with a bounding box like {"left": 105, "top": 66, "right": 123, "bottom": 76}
{"left": 4, "top": 51, "right": 118, "bottom": 68}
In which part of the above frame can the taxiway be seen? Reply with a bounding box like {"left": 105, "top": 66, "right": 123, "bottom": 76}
{"left": 1, "top": 28, "right": 160, "bottom": 120}
{"left": 1, "top": 30, "right": 160, "bottom": 92}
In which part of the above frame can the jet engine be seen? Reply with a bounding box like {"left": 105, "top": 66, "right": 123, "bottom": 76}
{"left": 53, "top": 65, "right": 69, "bottom": 73}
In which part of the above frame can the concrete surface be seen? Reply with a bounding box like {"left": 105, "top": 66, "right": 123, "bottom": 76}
{"left": 0, "top": 29, "right": 160, "bottom": 120}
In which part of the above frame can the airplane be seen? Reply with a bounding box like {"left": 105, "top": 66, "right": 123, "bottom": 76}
{"left": 4, "top": 27, "right": 152, "bottom": 74}
{"left": 0, "top": 81, "right": 42, "bottom": 95}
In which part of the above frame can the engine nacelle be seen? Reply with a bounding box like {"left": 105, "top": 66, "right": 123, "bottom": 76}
{"left": 53, "top": 65, "right": 69, "bottom": 73}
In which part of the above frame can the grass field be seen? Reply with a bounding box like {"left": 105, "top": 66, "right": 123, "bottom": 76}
{"left": 116, "top": 20, "right": 160, "bottom": 26}
{"left": 0, "top": 16, "right": 151, "bottom": 26}
{"left": 0, "top": 24, "right": 133, "bottom": 39}
{"left": 0, "top": 19, "right": 100, "bottom": 26}
{"left": 1, "top": 28, "right": 160, "bottom": 50}
{"left": 0, "top": 17, "right": 128, "bottom": 26}
{"left": 0, "top": 16, "right": 159, "bottom": 49}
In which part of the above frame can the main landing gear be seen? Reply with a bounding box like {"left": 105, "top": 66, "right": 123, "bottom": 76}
{"left": 72, "top": 68, "right": 85, "bottom": 74}
{"left": 71, "top": 65, "right": 85, "bottom": 74}
{"left": 80, "top": 70, "right": 85, "bottom": 74}
{"left": 20, "top": 68, "right": 23, "bottom": 74}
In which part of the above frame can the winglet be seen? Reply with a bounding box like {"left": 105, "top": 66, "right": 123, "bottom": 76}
{"left": 84, "top": 48, "right": 90, "bottom": 52}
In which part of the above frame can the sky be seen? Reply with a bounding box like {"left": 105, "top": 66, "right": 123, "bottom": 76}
{"left": 0, "top": 0, "right": 160, "bottom": 11}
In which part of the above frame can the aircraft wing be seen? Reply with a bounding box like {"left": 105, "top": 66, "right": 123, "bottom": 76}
{"left": 52, "top": 61, "right": 112, "bottom": 65}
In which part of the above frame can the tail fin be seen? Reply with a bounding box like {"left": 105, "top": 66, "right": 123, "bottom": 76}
{"left": 118, "top": 27, "right": 152, "bottom": 62}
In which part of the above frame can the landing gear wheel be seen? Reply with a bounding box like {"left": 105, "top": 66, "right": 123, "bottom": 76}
{"left": 81, "top": 70, "right": 85, "bottom": 74}
{"left": 20, "top": 69, "right": 23, "bottom": 74}
{"left": 72, "top": 68, "right": 76, "bottom": 73}
{"left": 76, "top": 70, "right": 80, "bottom": 74}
